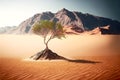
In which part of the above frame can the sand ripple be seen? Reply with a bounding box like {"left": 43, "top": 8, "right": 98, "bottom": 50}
{"left": 0, "top": 56, "right": 120, "bottom": 80}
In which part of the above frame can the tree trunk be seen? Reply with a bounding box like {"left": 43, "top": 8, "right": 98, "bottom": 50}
{"left": 45, "top": 43, "right": 48, "bottom": 50}
{"left": 30, "top": 34, "right": 67, "bottom": 60}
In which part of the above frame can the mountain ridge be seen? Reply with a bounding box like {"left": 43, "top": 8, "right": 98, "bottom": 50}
{"left": 1, "top": 8, "right": 120, "bottom": 34}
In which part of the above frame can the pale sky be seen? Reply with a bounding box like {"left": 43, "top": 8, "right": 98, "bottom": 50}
{"left": 0, "top": 0, "right": 120, "bottom": 27}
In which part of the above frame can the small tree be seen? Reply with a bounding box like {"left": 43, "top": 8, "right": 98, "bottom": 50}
{"left": 33, "top": 20, "right": 65, "bottom": 49}
{"left": 31, "top": 20, "right": 66, "bottom": 60}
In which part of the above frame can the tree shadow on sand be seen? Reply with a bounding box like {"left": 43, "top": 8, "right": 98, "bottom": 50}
{"left": 30, "top": 49, "right": 101, "bottom": 64}
{"left": 66, "top": 59, "right": 101, "bottom": 64}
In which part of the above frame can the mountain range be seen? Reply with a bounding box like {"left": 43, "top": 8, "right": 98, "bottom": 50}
{"left": 1, "top": 8, "right": 120, "bottom": 34}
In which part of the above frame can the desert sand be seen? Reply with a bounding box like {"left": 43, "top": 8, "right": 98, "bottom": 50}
{"left": 0, "top": 34, "right": 120, "bottom": 80}
{"left": 0, "top": 56, "right": 120, "bottom": 80}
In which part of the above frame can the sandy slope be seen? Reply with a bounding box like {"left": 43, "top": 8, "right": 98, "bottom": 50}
{"left": 0, "top": 34, "right": 120, "bottom": 58}
{"left": 0, "top": 34, "right": 120, "bottom": 80}
{"left": 0, "top": 56, "right": 120, "bottom": 80}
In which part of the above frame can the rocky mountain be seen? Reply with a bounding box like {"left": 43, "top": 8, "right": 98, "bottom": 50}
{"left": 5, "top": 8, "right": 120, "bottom": 34}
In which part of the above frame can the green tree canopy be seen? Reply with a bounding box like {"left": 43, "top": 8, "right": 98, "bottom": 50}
{"left": 32, "top": 20, "right": 66, "bottom": 49}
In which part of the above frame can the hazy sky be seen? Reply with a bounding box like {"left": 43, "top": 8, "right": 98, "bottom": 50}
{"left": 0, "top": 0, "right": 120, "bottom": 27}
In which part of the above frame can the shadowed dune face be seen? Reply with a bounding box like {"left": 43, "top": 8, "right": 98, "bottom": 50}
{"left": 0, "top": 34, "right": 120, "bottom": 58}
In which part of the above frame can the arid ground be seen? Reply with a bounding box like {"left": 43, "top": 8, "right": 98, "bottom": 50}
{"left": 0, "top": 35, "right": 120, "bottom": 80}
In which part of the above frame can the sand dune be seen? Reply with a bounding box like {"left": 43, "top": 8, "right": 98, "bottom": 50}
{"left": 0, "top": 34, "right": 120, "bottom": 80}
{"left": 0, "top": 56, "right": 120, "bottom": 80}
{"left": 0, "top": 34, "right": 120, "bottom": 58}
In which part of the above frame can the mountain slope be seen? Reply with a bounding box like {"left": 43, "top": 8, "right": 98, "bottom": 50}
{"left": 6, "top": 8, "right": 120, "bottom": 34}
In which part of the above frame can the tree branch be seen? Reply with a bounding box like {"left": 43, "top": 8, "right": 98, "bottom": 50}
{"left": 43, "top": 34, "right": 47, "bottom": 45}
{"left": 46, "top": 34, "right": 53, "bottom": 45}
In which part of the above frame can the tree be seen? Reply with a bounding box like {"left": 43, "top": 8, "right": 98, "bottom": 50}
{"left": 33, "top": 20, "right": 65, "bottom": 49}
{"left": 31, "top": 20, "right": 66, "bottom": 60}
